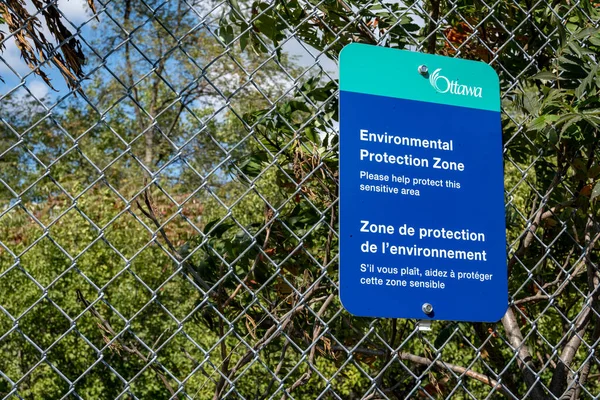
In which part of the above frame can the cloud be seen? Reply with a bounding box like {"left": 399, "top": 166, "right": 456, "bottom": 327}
{"left": 28, "top": 79, "right": 49, "bottom": 100}
{"left": 57, "top": 0, "right": 93, "bottom": 25}
{"left": 0, "top": 35, "right": 29, "bottom": 77}
{"left": 283, "top": 38, "right": 337, "bottom": 76}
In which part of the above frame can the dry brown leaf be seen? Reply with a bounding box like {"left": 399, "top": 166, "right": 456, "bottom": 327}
{"left": 0, "top": 0, "right": 96, "bottom": 90}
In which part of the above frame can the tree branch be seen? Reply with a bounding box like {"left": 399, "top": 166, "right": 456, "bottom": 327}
{"left": 332, "top": 345, "right": 515, "bottom": 398}
{"left": 507, "top": 169, "right": 566, "bottom": 274}
{"left": 513, "top": 245, "right": 579, "bottom": 306}
{"left": 136, "top": 188, "right": 212, "bottom": 292}
{"left": 550, "top": 216, "right": 600, "bottom": 397}
{"left": 502, "top": 307, "right": 547, "bottom": 399}
{"left": 216, "top": 280, "right": 325, "bottom": 398}
{"left": 570, "top": 321, "right": 600, "bottom": 399}
{"left": 427, "top": 0, "right": 440, "bottom": 54}
{"left": 284, "top": 293, "right": 335, "bottom": 397}
{"left": 473, "top": 323, "right": 519, "bottom": 396}
{"left": 76, "top": 290, "right": 179, "bottom": 398}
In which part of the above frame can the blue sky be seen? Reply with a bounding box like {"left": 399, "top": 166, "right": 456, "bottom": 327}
{"left": 0, "top": 0, "right": 424, "bottom": 107}
{"left": 0, "top": 0, "right": 342, "bottom": 105}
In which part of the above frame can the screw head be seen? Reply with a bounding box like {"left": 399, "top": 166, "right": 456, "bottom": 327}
{"left": 418, "top": 65, "right": 429, "bottom": 76}
{"left": 422, "top": 303, "right": 433, "bottom": 315}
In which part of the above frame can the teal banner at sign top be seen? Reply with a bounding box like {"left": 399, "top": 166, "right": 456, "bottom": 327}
{"left": 339, "top": 44, "right": 507, "bottom": 322}
{"left": 340, "top": 43, "right": 501, "bottom": 112}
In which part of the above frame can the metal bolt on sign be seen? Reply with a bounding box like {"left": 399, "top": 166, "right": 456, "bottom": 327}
{"left": 422, "top": 303, "right": 434, "bottom": 315}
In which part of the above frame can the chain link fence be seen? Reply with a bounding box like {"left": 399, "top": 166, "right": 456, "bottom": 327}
{"left": 1, "top": 0, "right": 600, "bottom": 399}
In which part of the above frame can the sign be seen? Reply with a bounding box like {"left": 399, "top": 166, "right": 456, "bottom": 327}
{"left": 339, "top": 43, "right": 507, "bottom": 322}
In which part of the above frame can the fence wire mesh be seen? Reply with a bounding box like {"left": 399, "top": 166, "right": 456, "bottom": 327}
{"left": 1, "top": 0, "right": 600, "bottom": 399}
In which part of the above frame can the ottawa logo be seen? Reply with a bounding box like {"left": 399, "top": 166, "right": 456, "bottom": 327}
{"left": 429, "top": 68, "right": 483, "bottom": 98}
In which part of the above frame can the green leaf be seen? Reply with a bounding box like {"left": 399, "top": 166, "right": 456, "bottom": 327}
{"left": 205, "top": 221, "right": 235, "bottom": 238}
{"left": 545, "top": 126, "right": 559, "bottom": 145}
{"left": 531, "top": 71, "right": 558, "bottom": 81}
{"left": 589, "top": 34, "right": 600, "bottom": 47}
{"left": 219, "top": 20, "right": 234, "bottom": 44}
{"left": 203, "top": 219, "right": 220, "bottom": 235}
{"left": 522, "top": 88, "right": 542, "bottom": 115}
{"left": 229, "top": 0, "right": 242, "bottom": 15}
{"left": 557, "top": 22, "right": 567, "bottom": 45}
{"left": 288, "top": 100, "right": 310, "bottom": 113}
{"left": 239, "top": 21, "right": 250, "bottom": 51}
{"left": 557, "top": 114, "right": 582, "bottom": 134}
{"left": 529, "top": 114, "right": 559, "bottom": 131}
{"left": 567, "top": 40, "right": 593, "bottom": 56}
{"left": 434, "top": 323, "right": 457, "bottom": 348}
{"left": 574, "top": 26, "right": 600, "bottom": 40}
{"left": 572, "top": 158, "right": 587, "bottom": 172}
{"left": 558, "top": 54, "right": 587, "bottom": 78}
{"left": 576, "top": 64, "right": 598, "bottom": 99}
{"left": 239, "top": 152, "right": 268, "bottom": 177}
{"left": 588, "top": 165, "right": 600, "bottom": 179}
{"left": 240, "top": 31, "right": 249, "bottom": 51}
{"left": 592, "top": 182, "right": 600, "bottom": 200}
{"left": 304, "top": 127, "right": 320, "bottom": 145}
{"left": 581, "top": 108, "right": 600, "bottom": 115}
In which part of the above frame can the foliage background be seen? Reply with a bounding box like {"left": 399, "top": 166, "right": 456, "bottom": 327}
{"left": 1, "top": 0, "right": 600, "bottom": 399}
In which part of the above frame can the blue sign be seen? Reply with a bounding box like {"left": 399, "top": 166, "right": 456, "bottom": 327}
{"left": 339, "top": 44, "right": 507, "bottom": 322}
